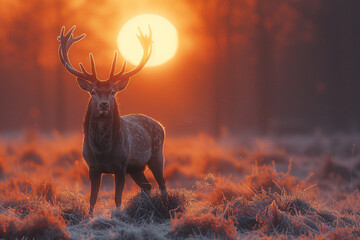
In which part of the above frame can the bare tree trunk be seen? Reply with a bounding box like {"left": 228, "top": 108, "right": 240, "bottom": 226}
{"left": 212, "top": 0, "right": 222, "bottom": 138}
{"left": 256, "top": 0, "right": 273, "bottom": 134}
{"left": 55, "top": 0, "right": 66, "bottom": 132}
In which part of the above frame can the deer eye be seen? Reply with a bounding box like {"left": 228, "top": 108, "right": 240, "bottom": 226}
{"left": 111, "top": 91, "right": 116, "bottom": 96}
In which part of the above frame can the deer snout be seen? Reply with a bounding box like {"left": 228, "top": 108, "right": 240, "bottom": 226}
{"left": 99, "top": 102, "right": 110, "bottom": 110}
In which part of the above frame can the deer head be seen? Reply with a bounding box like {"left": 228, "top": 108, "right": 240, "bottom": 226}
{"left": 58, "top": 26, "right": 152, "bottom": 117}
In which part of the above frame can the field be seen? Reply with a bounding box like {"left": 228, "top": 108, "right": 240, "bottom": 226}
{"left": 0, "top": 131, "right": 359, "bottom": 239}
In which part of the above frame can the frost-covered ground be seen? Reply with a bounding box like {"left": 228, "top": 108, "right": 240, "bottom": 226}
{"left": 0, "top": 131, "right": 359, "bottom": 239}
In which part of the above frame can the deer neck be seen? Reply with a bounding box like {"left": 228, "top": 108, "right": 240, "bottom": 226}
{"left": 84, "top": 99, "right": 120, "bottom": 155}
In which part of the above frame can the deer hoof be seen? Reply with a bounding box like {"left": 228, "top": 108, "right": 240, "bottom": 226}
{"left": 161, "top": 189, "right": 168, "bottom": 198}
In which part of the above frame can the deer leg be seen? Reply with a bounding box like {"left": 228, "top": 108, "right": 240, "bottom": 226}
{"left": 130, "top": 171, "right": 152, "bottom": 193}
{"left": 89, "top": 169, "right": 101, "bottom": 216}
{"left": 148, "top": 151, "right": 167, "bottom": 196}
{"left": 114, "top": 169, "right": 126, "bottom": 208}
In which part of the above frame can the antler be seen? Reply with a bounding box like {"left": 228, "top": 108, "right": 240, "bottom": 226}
{"left": 58, "top": 26, "right": 98, "bottom": 82}
{"left": 108, "top": 26, "right": 153, "bottom": 83}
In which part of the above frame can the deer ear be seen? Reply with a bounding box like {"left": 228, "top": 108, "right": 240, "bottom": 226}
{"left": 76, "top": 78, "right": 92, "bottom": 92}
{"left": 115, "top": 78, "right": 130, "bottom": 92}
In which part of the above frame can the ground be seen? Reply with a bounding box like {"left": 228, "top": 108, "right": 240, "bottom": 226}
{"left": 0, "top": 130, "right": 359, "bottom": 239}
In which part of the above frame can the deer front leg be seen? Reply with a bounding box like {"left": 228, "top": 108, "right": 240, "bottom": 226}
{"left": 89, "top": 169, "right": 101, "bottom": 216}
{"left": 114, "top": 169, "right": 126, "bottom": 208}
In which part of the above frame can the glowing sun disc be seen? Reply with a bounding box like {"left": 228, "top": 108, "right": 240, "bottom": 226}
{"left": 117, "top": 14, "right": 178, "bottom": 67}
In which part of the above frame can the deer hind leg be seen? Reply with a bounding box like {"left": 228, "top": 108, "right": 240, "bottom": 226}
{"left": 148, "top": 150, "right": 167, "bottom": 196}
{"left": 130, "top": 171, "right": 152, "bottom": 193}
{"left": 89, "top": 169, "right": 101, "bottom": 216}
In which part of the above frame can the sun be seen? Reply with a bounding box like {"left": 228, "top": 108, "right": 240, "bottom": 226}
{"left": 117, "top": 14, "right": 178, "bottom": 67}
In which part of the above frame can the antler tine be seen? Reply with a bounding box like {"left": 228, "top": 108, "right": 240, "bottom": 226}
{"left": 65, "top": 25, "right": 76, "bottom": 39}
{"left": 144, "top": 45, "right": 152, "bottom": 63}
{"left": 119, "top": 60, "right": 127, "bottom": 75}
{"left": 108, "top": 51, "right": 128, "bottom": 81}
{"left": 89, "top": 53, "right": 97, "bottom": 78}
{"left": 79, "top": 62, "right": 90, "bottom": 76}
{"left": 138, "top": 26, "right": 145, "bottom": 41}
{"left": 109, "top": 51, "right": 118, "bottom": 78}
{"left": 109, "top": 25, "right": 153, "bottom": 83}
{"left": 59, "top": 26, "right": 65, "bottom": 39}
{"left": 58, "top": 45, "right": 65, "bottom": 66}
{"left": 58, "top": 25, "right": 98, "bottom": 82}
{"left": 76, "top": 54, "right": 97, "bottom": 82}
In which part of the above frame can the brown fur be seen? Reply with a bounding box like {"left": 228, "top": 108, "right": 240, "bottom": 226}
{"left": 82, "top": 96, "right": 167, "bottom": 215}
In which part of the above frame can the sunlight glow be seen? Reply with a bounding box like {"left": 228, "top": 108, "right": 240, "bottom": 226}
{"left": 117, "top": 14, "right": 178, "bottom": 67}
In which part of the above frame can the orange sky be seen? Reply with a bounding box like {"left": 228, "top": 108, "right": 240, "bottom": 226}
{"left": 2, "top": 0, "right": 358, "bottom": 134}
{"left": 0, "top": 0, "right": 217, "bottom": 133}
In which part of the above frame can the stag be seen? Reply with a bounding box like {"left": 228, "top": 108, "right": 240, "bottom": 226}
{"left": 58, "top": 26, "right": 167, "bottom": 215}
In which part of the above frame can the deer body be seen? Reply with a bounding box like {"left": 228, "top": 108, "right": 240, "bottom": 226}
{"left": 83, "top": 109, "right": 165, "bottom": 175}
{"left": 58, "top": 26, "right": 166, "bottom": 215}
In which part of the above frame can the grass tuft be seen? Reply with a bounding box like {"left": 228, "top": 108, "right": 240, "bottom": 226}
{"left": 36, "top": 180, "right": 57, "bottom": 203}
{"left": 171, "top": 214, "right": 237, "bottom": 240}
{"left": 123, "top": 189, "right": 190, "bottom": 223}
{"left": 56, "top": 185, "right": 89, "bottom": 225}
{"left": 0, "top": 210, "right": 69, "bottom": 240}
{"left": 20, "top": 149, "right": 44, "bottom": 166}
{"left": 56, "top": 149, "right": 81, "bottom": 167}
